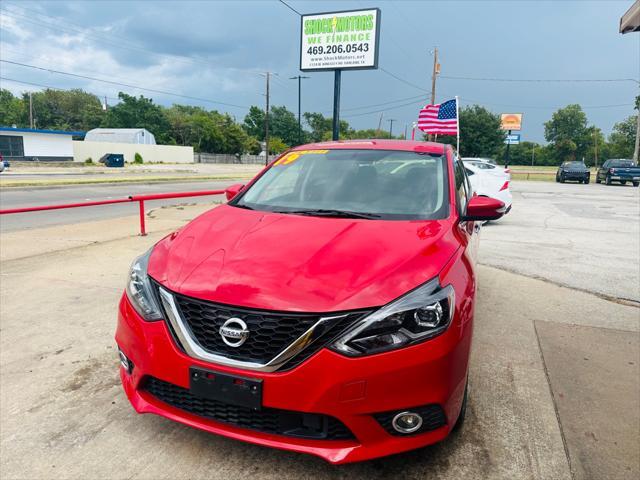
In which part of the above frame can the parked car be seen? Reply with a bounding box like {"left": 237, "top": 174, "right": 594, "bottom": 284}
{"left": 596, "top": 159, "right": 640, "bottom": 186}
{"left": 556, "top": 161, "right": 590, "bottom": 184}
{"left": 462, "top": 156, "right": 496, "bottom": 165}
{"left": 463, "top": 160, "right": 512, "bottom": 215}
{"left": 116, "top": 140, "right": 505, "bottom": 464}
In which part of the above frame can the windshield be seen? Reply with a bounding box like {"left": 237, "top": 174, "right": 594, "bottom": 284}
{"left": 610, "top": 160, "right": 635, "bottom": 167}
{"left": 233, "top": 149, "right": 449, "bottom": 220}
{"left": 565, "top": 161, "right": 585, "bottom": 168}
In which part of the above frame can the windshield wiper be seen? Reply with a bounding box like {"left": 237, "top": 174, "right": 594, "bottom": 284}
{"left": 273, "top": 209, "right": 381, "bottom": 219}
{"left": 233, "top": 204, "right": 254, "bottom": 210}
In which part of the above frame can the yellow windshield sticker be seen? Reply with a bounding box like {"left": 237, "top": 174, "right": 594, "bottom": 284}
{"left": 273, "top": 149, "right": 329, "bottom": 166}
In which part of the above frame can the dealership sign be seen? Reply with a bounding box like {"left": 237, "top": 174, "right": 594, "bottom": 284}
{"left": 500, "top": 113, "right": 523, "bottom": 131}
{"left": 300, "top": 8, "right": 381, "bottom": 71}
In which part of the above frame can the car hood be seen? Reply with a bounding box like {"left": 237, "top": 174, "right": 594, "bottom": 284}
{"left": 148, "top": 205, "right": 458, "bottom": 312}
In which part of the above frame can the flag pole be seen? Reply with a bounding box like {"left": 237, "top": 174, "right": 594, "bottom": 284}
{"left": 455, "top": 96, "right": 460, "bottom": 154}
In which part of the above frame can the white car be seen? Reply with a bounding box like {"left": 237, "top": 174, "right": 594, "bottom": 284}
{"left": 462, "top": 160, "right": 512, "bottom": 216}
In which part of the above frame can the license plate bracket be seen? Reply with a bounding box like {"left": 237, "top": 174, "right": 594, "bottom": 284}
{"left": 190, "top": 367, "right": 263, "bottom": 410}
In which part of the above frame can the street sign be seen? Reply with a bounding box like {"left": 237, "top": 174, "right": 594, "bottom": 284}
{"left": 505, "top": 134, "right": 521, "bottom": 145}
{"left": 500, "top": 113, "right": 523, "bottom": 131}
{"left": 300, "top": 8, "right": 381, "bottom": 71}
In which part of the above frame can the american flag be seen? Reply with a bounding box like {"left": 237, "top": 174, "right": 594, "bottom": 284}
{"left": 417, "top": 98, "right": 458, "bottom": 135}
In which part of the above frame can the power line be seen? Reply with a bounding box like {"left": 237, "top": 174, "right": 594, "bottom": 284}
{"left": 0, "top": 76, "right": 120, "bottom": 102}
{"left": 440, "top": 75, "right": 640, "bottom": 84}
{"left": 277, "top": 0, "right": 301, "bottom": 16}
{"left": 380, "top": 68, "right": 428, "bottom": 92}
{"left": 1, "top": 59, "right": 250, "bottom": 110}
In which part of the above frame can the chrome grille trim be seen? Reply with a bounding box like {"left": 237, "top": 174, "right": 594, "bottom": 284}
{"left": 158, "top": 287, "right": 349, "bottom": 372}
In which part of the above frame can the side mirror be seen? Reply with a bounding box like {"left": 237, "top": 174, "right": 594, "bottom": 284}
{"left": 463, "top": 196, "right": 505, "bottom": 221}
{"left": 225, "top": 183, "right": 244, "bottom": 201}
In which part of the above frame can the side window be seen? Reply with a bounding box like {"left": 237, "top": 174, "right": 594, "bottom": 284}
{"left": 465, "top": 167, "right": 475, "bottom": 176}
{"left": 602, "top": 160, "right": 609, "bottom": 168}
{"left": 454, "top": 159, "right": 469, "bottom": 215}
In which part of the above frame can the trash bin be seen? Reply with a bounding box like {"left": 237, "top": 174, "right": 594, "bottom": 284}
{"left": 99, "top": 153, "right": 125, "bottom": 168}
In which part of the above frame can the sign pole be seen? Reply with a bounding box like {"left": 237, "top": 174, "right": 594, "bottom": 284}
{"left": 504, "top": 129, "right": 512, "bottom": 167}
{"left": 332, "top": 69, "right": 342, "bottom": 141}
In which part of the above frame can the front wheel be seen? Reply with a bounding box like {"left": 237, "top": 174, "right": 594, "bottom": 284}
{"left": 560, "top": 175, "right": 565, "bottom": 183}
{"left": 606, "top": 175, "right": 612, "bottom": 185}
{"left": 595, "top": 175, "right": 601, "bottom": 184}
{"left": 633, "top": 181, "right": 639, "bottom": 187}
{"left": 585, "top": 177, "right": 590, "bottom": 184}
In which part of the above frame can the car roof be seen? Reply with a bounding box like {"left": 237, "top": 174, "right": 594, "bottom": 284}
{"left": 291, "top": 139, "right": 446, "bottom": 155}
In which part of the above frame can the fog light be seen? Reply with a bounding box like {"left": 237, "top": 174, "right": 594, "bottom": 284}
{"left": 392, "top": 411, "right": 423, "bottom": 434}
{"left": 118, "top": 347, "right": 133, "bottom": 374}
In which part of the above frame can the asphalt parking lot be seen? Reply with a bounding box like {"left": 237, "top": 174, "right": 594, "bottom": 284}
{"left": 0, "top": 180, "right": 638, "bottom": 479}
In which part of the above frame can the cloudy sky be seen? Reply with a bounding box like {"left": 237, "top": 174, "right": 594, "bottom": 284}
{"left": 0, "top": 0, "right": 638, "bottom": 142}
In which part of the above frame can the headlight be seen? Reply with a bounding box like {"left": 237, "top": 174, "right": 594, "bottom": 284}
{"left": 125, "top": 248, "right": 163, "bottom": 321}
{"left": 331, "top": 278, "right": 455, "bottom": 356}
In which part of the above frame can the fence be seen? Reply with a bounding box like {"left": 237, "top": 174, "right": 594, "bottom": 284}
{"left": 194, "top": 153, "right": 265, "bottom": 164}
{"left": 0, "top": 189, "right": 227, "bottom": 236}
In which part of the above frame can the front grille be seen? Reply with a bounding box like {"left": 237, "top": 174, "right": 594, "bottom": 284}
{"left": 374, "top": 404, "right": 447, "bottom": 436}
{"left": 164, "top": 285, "right": 368, "bottom": 367}
{"left": 144, "top": 376, "right": 355, "bottom": 441}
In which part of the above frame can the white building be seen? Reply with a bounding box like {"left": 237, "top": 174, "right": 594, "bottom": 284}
{"left": 84, "top": 128, "right": 156, "bottom": 145}
{"left": 0, "top": 127, "right": 82, "bottom": 161}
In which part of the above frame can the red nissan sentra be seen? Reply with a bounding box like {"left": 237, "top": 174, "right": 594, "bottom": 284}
{"left": 116, "top": 140, "right": 505, "bottom": 463}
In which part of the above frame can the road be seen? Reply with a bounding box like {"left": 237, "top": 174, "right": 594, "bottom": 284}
{"left": 0, "top": 180, "right": 238, "bottom": 232}
{"left": 480, "top": 180, "right": 640, "bottom": 303}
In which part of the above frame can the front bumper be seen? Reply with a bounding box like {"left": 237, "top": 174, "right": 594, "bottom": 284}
{"left": 561, "top": 172, "right": 589, "bottom": 181}
{"left": 116, "top": 294, "right": 471, "bottom": 464}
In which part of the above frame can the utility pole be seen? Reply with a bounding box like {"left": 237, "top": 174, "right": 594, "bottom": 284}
{"left": 634, "top": 109, "right": 639, "bottom": 163}
{"left": 290, "top": 75, "right": 310, "bottom": 145}
{"left": 594, "top": 130, "right": 599, "bottom": 168}
{"left": 263, "top": 72, "right": 271, "bottom": 165}
{"left": 428, "top": 47, "right": 440, "bottom": 141}
{"left": 404, "top": 123, "right": 408, "bottom": 140}
{"left": 377, "top": 112, "right": 384, "bottom": 137}
{"left": 531, "top": 144, "right": 536, "bottom": 166}
{"left": 29, "top": 92, "right": 33, "bottom": 129}
{"left": 387, "top": 119, "right": 396, "bottom": 138}
{"left": 104, "top": 96, "right": 108, "bottom": 111}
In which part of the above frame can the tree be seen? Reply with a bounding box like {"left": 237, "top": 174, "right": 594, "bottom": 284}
{"left": 0, "top": 89, "right": 24, "bottom": 126}
{"left": 544, "top": 104, "right": 590, "bottom": 163}
{"left": 437, "top": 105, "right": 505, "bottom": 158}
{"left": 242, "top": 106, "right": 265, "bottom": 140}
{"left": 102, "top": 92, "right": 170, "bottom": 143}
{"left": 270, "top": 106, "right": 302, "bottom": 146}
{"left": 303, "top": 112, "right": 332, "bottom": 142}
{"left": 268, "top": 136, "right": 288, "bottom": 154}
{"left": 607, "top": 116, "right": 636, "bottom": 159}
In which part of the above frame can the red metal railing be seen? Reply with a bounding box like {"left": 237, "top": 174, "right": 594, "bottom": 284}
{"left": 0, "top": 189, "right": 226, "bottom": 236}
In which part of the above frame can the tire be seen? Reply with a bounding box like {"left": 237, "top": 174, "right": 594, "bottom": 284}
{"left": 595, "top": 175, "right": 601, "bottom": 184}
{"left": 606, "top": 175, "right": 612, "bottom": 185}
{"left": 555, "top": 175, "right": 559, "bottom": 183}
{"left": 452, "top": 379, "right": 469, "bottom": 432}
{"left": 633, "top": 182, "right": 639, "bottom": 187}
{"left": 621, "top": 181, "right": 627, "bottom": 185}
{"left": 585, "top": 177, "right": 590, "bottom": 184}
{"left": 560, "top": 175, "right": 565, "bottom": 183}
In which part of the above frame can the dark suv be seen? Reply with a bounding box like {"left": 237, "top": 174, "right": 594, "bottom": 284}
{"left": 556, "top": 161, "right": 590, "bottom": 184}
